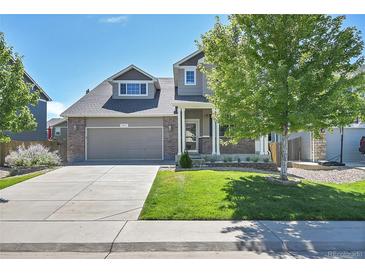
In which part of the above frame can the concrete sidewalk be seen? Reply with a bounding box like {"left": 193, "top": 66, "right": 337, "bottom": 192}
{"left": 0, "top": 220, "right": 364, "bottom": 253}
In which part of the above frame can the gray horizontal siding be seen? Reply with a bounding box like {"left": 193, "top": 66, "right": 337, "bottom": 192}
{"left": 7, "top": 100, "right": 47, "bottom": 141}
{"left": 176, "top": 68, "right": 203, "bottom": 96}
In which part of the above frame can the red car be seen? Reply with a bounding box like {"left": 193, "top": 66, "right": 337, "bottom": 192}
{"left": 360, "top": 136, "right": 365, "bottom": 154}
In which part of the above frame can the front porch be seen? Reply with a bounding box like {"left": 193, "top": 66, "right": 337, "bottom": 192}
{"left": 175, "top": 103, "right": 269, "bottom": 157}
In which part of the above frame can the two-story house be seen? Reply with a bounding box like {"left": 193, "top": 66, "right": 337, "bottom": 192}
{"left": 61, "top": 50, "right": 269, "bottom": 162}
{"left": 7, "top": 71, "right": 52, "bottom": 141}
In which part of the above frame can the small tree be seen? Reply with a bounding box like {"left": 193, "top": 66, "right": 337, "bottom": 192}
{"left": 200, "top": 15, "right": 364, "bottom": 180}
{"left": 179, "top": 151, "right": 192, "bottom": 168}
{"left": 0, "top": 32, "right": 40, "bottom": 143}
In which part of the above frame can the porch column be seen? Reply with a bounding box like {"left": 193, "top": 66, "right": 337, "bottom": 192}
{"left": 181, "top": 108, "right": 186, "bottom": 153}
{"left": 212, "top": 118, "right": 216, "bottom": 155}
{"left": 216, "top": 122, "right": 220, "bottom": 155}
{"left": 264, "top": 135, "right": 269, "bottom": 155}
{"left": 177, "top": 107, "right": 182, "bottom": 155}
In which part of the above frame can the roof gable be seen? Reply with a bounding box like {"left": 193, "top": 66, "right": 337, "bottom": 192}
{"left": 24, "top": 72, "right": 52, "bottom": 101}
{"left": 174, "top": 50, "right": 204, "bottom": 67}
{"left": 114, "top": 68, "right": 152, "bottom": 81}
{"left": 109, "top": 65, "right": 156, "bottom": 81}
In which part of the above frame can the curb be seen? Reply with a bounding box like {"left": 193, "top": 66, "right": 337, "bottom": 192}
{"left": 1, "top": 240, "right": 364, "bottom": 253}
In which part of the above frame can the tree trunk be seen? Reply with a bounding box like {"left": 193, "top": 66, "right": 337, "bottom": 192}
{"left": 280, "top": 126, "right": 289, "bottom": 181}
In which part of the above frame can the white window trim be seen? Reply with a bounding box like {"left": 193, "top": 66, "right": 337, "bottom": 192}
{"left": 184, "top": 67, "right": 196, "bottom": 86}
{"left": 55, "top": 127, "right": 61, "bottom": 136}
{"left": 185, "top": 119, "right": 200, "bottom": 153}
{"left": 118, "top": 81, "right": 150, "bottom": 96}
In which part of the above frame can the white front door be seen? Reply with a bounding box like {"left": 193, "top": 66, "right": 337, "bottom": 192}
{"left": 185, "top": 119, "right": 199, "bottom": 153}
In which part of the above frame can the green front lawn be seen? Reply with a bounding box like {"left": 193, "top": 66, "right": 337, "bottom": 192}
{"left": 0, "top": 171, "right": 45, "bottom": 190}
{"left": 140, "top": 170, "right": 365, "bottom": 220}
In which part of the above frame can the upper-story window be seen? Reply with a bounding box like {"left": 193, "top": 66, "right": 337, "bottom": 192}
{"left": 184, "top": 67, "right": 196, "bottom": 85}
{"left": 119, "top": 82, "right": 148, "bottom": 96}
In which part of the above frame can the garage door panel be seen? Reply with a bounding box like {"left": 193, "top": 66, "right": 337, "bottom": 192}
{"left": 87, "top": 128, "right": 162, "bottom": 160}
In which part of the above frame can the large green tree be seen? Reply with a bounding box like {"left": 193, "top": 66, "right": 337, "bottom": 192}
{"left": 200, "top": 15, "right": 365, "bottom": 181}
{"left": 0, "top": 32, "right": 40, "bottom": 143}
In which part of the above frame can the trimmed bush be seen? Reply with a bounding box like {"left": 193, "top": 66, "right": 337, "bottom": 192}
{"left": 179, "top": 151, "right": 192, "bottom": 168}
{"left": 252, "top": 156, "right": 259, "bottom": 162}
{"left": 246, "top": 156, "right": 251, "bottom": 162}
{"left": 203, "top": 155, "right": 211, "bottom": 162}
{"left": 5, "top": 144, "right": 61, "bottom": 167}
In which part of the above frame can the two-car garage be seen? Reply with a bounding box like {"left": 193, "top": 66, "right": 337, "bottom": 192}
{"left": 85, "top": 118, "right": 164, "bottom": 161}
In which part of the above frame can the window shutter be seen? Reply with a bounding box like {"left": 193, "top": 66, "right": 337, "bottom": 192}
{"left": 140, "top": 84, "right": 147, "bottom": 94}
{"left": 120, "top": 83, "right": 126, "bottom": 94}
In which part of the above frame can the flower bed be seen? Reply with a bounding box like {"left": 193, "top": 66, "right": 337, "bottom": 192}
{"left": 9, "top": 166, "right": 50, "bottom": 176}
{"left": 204, "top": 161, "right": 278, "bottom": 171}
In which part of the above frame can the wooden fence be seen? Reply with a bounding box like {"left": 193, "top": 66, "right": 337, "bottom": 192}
{"left": 269, "top": 137, "right": 302, "bottom": 165}
{"left": 0, "top": 140, "right": 67, "bottom": 166}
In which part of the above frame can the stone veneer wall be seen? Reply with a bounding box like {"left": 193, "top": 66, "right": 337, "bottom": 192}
{"left": 67, "top": 117, "right": 86, "bottom": 162}
{"left": 220, "top": 138, "right": 255, "bottom": 154}
{"left": 205, "top": 162, "right": 278, "bottom": 172}
{"left": 163, "top": 117, "right": 178, "bottom": 160}
{"left": 200, "top": 137, "right": 255, "bottom": 154}
{"left": 313, "top": 133, "right": 326, "bottom": 161}
{"left": 200, "top": 137, "right": 212, "bottom": 154}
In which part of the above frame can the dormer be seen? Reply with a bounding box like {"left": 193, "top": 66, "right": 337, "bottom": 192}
{"left": 108, "top": 65, "right": 160, "bottom": 99}
{"left": 173, "top": 50, "right": 210, "bottom": 96}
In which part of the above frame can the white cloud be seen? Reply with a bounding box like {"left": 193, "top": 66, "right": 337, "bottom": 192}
{"left": 99, "top": 16, "right": 128, "bottom": 24}
{"left": 47, "top": 101, "right": 66, "bottom": 118}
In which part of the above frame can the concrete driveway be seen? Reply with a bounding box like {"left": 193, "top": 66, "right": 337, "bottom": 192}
{"left": 0, "top": 165, "right": 159, "bottom": 221}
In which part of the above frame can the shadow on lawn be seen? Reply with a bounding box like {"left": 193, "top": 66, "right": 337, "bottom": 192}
{"left": 220, "top": 176, "right": 365, "bottom": 257}
{"left": 221, "top": 175, "right": 365, "bottom": 220}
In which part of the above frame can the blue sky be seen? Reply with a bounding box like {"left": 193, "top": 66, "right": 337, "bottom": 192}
{"left": 0, "top": 14, "right": 364, "bottom": 119}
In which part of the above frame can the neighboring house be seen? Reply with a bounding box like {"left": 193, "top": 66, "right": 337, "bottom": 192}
{"left": 61, "top": 50, "right": 269, "bottom": 162}
{"left": 47, "top": 118, "right": 67, "bottom": 140}
{"left": 287, "top": 123, "right": 365, "bottom": 163}
{"left": 326, "top": 123, "right": 365, "bottom": 162}
{"left": 7, "top": 71, "right": 52, "bottom": 141}
{"left": 286, "top": 66, "right": 365, "bottom": 163}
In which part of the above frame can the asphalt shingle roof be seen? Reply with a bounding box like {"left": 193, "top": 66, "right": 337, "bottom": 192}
{"left": 47, "top": 118, "right": 66, "bottom": 127}
{"left": 61, "top": 78, "right": 176, "bottom": 117}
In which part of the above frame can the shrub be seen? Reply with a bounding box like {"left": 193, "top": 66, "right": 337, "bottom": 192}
{"left": 179, "top": 151, "right": 192, "bottom": 168}
{"left": 246, "top": 156, "right": 251, "bottom": 162}
{"left": 5, "top": 144, "right": 61, "bottom": 167}
{"left": 227, "top": 156, "right": 232, "bottom": 162}
{"left": 223, "top": 156, "right": 228, "bottom": 163}
{"left": 252, "top": 156, "right": 259, "bottom": 162}
{"left": 237, "top": 157, "right": 241, "bottom": 163}
{"left": 263, "top": 157, "right": 270, "bottom": 163}
{"left": 210, "top": 155, "right": 218, "bottom": 163}
{"left": 203, "top": 155, "right": 211, "bottom": 162}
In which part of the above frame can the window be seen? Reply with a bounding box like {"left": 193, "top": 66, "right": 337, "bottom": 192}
{"left": 55, "top": 127, "right": 61, "bottom": 136}
{"left": 184, "top": 68, "right": 196, "bottom": 85}
{"left": 209, "top": 117, "right": 229, "bottom": 137}
{"left": 119, "top": 82, "right": 148, "bottom": 96}
{"left": 219, "top": 125, "right": 229, "bottom": 137}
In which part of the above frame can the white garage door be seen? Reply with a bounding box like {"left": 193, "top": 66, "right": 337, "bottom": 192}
{"left": 326, "top": 128, "right": 365, "bottom": 162}
{"left": 86, "top": 128, "right": 163, "bottom": 160}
